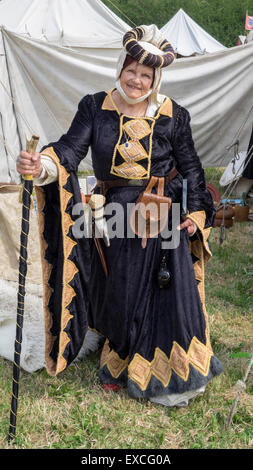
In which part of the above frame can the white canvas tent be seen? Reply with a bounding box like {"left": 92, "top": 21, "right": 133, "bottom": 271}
{"left": 161, "top": 8, "right": 227, "bottom": 56}
{"left": 0, "top": 0, "right": 129, "bottom": 47}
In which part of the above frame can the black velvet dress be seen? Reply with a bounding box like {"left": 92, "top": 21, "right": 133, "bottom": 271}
{"left": 35, "top": 90, "right": 223, "bottom": 399}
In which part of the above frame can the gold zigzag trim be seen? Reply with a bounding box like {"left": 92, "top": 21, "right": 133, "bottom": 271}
{"left": 35, "top": 186, "right": 56, "bottom": 374}
{"left": 35, "top": 146, "right": 78, "bottom": 376}
{"left": 187, "top": 210, "right": 212, "bottom": 347}
{"left": 101, "top": 336, "right": 213, "bottom": 391}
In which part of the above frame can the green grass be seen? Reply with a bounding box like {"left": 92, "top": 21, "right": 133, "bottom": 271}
{"left": 207, "top": 227, "right": 253, "bottom": 310}
{"left": 204, "top": 167, "right": 224, "bottom": 194}
{"left": 0, "top": 170, "right": 252, "bottom": 449}
{"left": 78, "top": 170, "right": 94, "bottom": 177}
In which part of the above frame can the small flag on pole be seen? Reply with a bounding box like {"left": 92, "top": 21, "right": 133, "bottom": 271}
{"left": 245, "top": 12, "right": 253, "bottom": 30}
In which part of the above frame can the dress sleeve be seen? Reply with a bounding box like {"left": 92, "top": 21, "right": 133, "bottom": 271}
{"left": 172, "top": 107, "right": 216, "bottom": 228}
{"left": 41, "top": 94, "right": 94, "bottom": 173}
{"left": 33, "top": 155, "right": 58, "bottom": 186}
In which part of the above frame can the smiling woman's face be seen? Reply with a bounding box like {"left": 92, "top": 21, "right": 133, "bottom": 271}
{"left": 120, "top": 60, "right": 154, "bottom": 100}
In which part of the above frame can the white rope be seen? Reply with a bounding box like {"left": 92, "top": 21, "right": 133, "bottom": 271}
{"left": 103, "top": 0, "right": 137, "bottom": 27}
{"left": 208, "top": 104, "right": 253, "bottom": 186}
{"left": 217, "top": 143, "right": 253, "bottom": 209}
{"left": 217, "top": 144, "right": 253, "bottom": 244}
{"left": 232, "top": 104, "right": 253, "bottom": 144}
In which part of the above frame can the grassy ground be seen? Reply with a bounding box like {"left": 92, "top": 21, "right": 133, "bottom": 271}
{"left": 0, "top": 170, "right": 252, "bottom": 450}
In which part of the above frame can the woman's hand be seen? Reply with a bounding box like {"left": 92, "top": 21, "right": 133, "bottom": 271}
{"left": 178, "top": 217, "right": 196, "bottom": 235}
{"left": 16, "top": 151, "right": 43, "bottom": 178}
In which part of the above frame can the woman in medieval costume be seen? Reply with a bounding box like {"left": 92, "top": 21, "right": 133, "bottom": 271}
{"left": 17, "top": 25, "right": 223, "bottom": 407}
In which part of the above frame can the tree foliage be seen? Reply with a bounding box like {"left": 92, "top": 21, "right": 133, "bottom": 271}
{"left": 101, "top": 0, "right": 253, "bottom": 47}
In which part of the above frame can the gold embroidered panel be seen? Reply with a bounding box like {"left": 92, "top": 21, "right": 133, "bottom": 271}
{"left": 110, "top": 115, "right": 155, "bottom": 180}
{"left": 103, "top": 91, "right": 174, "bottom": 180}
{"left": 118, "top": 140, "right": 148, "bottom": 163}
{"left": 123, "top": 119, "right": 151, "bottom": 141}
{"left": 111, "top": 161, "right": 148, "bottom": 179}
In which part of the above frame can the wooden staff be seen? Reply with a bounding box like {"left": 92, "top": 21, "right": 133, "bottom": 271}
{"left": 8, "top": 134, "right": 39, "bottom": 443}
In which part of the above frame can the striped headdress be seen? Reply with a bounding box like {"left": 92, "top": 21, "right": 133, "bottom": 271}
{"left": 123, "top": 25, "right": 175, "bottom": 68}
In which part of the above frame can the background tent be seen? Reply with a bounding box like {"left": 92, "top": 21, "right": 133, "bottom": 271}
{"left": 237, "top": 35, "right": 247, "bottom": 45}
{"left": 0, "top": 0, "right": 253, "bottom": 183}
{"left": 161, "top": 8, "right": 227, "bottom": 57}
{"left": 0, "top": 0, "right": 129, "bottom": 47}
{"left": 0, "top": 0, "right": 130, "bottom": 183}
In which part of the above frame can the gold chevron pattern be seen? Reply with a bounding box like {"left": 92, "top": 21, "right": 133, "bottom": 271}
{"left": 100, "top": 336, "right": 213, "bottom": 391}
{"left": 35, "top": 186, "right": 56, "bottom": 374}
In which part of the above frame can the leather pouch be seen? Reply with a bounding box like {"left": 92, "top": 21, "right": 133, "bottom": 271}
{"left": 130, "top": 176, "right": 172, "bottom": 247}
